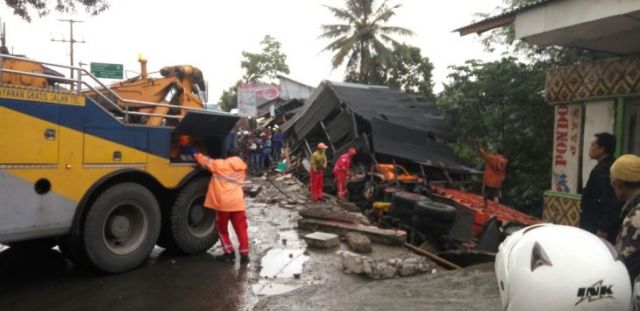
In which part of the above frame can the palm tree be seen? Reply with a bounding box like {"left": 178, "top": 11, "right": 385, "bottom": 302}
{"left": 319, "top": 0, "right": 413, "bottom": 83}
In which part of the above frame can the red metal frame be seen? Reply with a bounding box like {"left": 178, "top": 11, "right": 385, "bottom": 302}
{"left": 430, "top": 185, "right": 540, "bottom": 237}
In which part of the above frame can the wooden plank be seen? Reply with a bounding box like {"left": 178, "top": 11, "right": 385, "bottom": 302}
{"left": 298, "top": 218, "right": 406, "bottom": 246}
{"left": 405, "top": 243, "right": 462, "bottom": 270}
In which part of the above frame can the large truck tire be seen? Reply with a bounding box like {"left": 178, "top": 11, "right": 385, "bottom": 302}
{"left": 166, "top": 178, "right": 218, "bottom": 254}
{"left": 389, "top": 191, "right": 428, "bottom": 225}
{"left": 391, "top": 191, "right": 428, "bottom": 209}
{"left": 83, "top": 183, "right": 160, "bottom": 274}
{"left": 414, "top": 200, "right": 457, "bottom": 222}
{"left": 58, "top": 234, "right": 92, "bottom": 268}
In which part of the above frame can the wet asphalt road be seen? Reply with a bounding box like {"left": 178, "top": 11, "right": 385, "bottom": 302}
{"left": 0, "top": 246, "right": 251, "bottom": 311}
{"left": 0, "top": 178, "right": 327, "bottom": 311}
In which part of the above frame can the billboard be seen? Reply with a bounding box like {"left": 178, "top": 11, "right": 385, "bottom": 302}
{"left": 237, "top": 83, "right": 280, "bottom": 117}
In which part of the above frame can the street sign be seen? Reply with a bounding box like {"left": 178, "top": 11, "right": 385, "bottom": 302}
{"left": 90, "top": 62, "right": 123, "bottom": 79}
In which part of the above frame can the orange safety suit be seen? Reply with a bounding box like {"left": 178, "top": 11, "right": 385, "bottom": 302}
{"left": 479, "top": 148, "right": 507, "bottom": 189}
{"left": 333, "top": 148, "right": 356, "bottom": 199}
{"left": 195, "top": 153, "right": 249, "bottom": 256}
{"left": 195, "top": 153, "right": 247, "bottom": 212}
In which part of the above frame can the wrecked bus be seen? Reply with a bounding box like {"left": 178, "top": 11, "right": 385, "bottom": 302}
{"left": 282, "top": 81, "right": 540, "bottom": 254}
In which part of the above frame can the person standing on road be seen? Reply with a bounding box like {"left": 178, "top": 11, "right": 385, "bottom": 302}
{"left": 476, "top": 140, "right": 508, "bottom": 207}
{"left": 272, "top": 129, "right": 285, "bottom": 163}
{"left": 194, "top": 148, "right": 250, "bottom": 264}
{"left": 580, "top": 133, "right": 621, "bottom": 242}
{"left": 611, "top": 154, "right": 640, "bottom": 282}
{"left": 310, "top": 143, "right": 328, "bottom": 201}
{"left": 260, "top": 132, "right": 273, "bottom": 170}
{"left": 248, "top": 134, "right": 260, "bottom": 174}
{"left": 333, "top": 148, "right": 357, "bottom": 200}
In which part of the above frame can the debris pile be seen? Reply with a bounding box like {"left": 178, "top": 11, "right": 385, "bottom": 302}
{"left": 339, "top": 251, "right": 433, "bottom": 279}
{"left": 343, "top": 232, "right": 372, "bottom": 254}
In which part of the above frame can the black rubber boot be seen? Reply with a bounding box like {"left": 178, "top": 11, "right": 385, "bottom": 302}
{"left": 215, "top": 253, "right": 235, "bottom": 263}
{"left": 240, "top": 255, "right": 250, "bottom": 265}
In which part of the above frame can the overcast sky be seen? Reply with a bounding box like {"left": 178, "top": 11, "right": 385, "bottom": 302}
{"left": 1, "top": 0, "right": 505, "bottom": 103}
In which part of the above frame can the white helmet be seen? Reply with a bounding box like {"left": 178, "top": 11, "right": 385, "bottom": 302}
{"left": 495, "top": 224, "right": 631, "bottom": 311}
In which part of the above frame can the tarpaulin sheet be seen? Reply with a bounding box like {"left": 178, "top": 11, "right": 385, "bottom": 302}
{"left": 370, "top": 118, "right": 473, "bottom": 172}
{"left": 330, "top": 82, "right": 453, "bottom": 139}
{"left": 174, "top": 110, "right": 239, "bottom": 137}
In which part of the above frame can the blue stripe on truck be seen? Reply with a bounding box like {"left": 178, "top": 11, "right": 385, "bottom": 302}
{"left": 0, "top": 97, "right": 171, "bottom": 158}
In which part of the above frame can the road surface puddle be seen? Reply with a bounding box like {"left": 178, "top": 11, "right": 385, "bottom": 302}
{"left": 252, "top": 230, "right": 309, "bottom": 296}
{"left": 251, "top": 280, "right": 300, "bottom": 296}
{"left": 259, "top": 248, "right": 308, "bottom": 278}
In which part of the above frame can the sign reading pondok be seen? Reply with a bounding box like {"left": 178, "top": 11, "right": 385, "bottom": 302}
{"left": 551, "top": 104, "right": 581, "bottom": 193}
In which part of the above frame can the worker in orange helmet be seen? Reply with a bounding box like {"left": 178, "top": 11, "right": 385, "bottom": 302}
{"left": 310, "top": 143, "right": 329, "bottom": 201}
{"left": 194, "top": 148, "right": 250, "bottom": 264}
{"left": 476, "top": 139, "right": 508, "bottom": 208}
{"left": 333, "top": 148, "right": 357, "bottom": 200}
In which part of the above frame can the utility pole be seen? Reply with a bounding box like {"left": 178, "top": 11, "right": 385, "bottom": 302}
{"left": 51, "top": 19, "right": 85, "bottom": 79}
{"left": 0, "top": 18, "right": 7, "bottom": 54}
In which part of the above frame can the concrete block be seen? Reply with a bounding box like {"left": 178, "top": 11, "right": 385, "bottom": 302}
{"left": 304, "top": 231, "right": 339, "bottom": 249}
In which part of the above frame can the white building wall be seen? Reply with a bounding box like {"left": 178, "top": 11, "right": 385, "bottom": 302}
{"left": 581, "top": 100, "right": 615, "bottom": 188}
{"left": 515, "top": 0, "right": 640, "bottom": 39}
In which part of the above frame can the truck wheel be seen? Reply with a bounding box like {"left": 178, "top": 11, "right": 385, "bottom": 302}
{"left": 414, "top": 200, "right": 457, "bottom": 222}
{"left": 83, "top": 183, "right": 160, "bottom": 273}
{"left": 58, "top": 234, "right": 92, "bottom": 268}
{"left": 168, "top": 178, "right": 218, "bottom": 254}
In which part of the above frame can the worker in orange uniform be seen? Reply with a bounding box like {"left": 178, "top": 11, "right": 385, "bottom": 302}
{"left": 310, "top": 143, "right": 328, "bottom": 201}
{"left": 333, "top": 148, "right": 357, "bottom": 200}
{"left": 194, "top": 148, "right": 250, "bottom": 264}
{"left": 476, "top": 140, "right": 508, "bottom": 207}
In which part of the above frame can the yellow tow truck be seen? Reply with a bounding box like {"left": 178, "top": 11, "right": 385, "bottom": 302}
{"left": 0, "top": 51, "right": 238, "bottom": 273}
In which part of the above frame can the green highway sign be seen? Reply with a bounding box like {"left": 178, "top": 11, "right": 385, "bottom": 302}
{"left": 90, "top": 62, "right": 123, "bottom": 79}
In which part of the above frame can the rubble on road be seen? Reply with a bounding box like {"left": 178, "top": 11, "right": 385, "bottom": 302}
{"left": 299, "top": 206, "right": 370, "bottom": 225}
{"left": 344, "top": 232, "right": 372, "bottom": 253}
{"left": 298, "top": 218, "right": 406, "bottom": 246}
{"left": 246, "top": 174, "right": 501, "bottom": 310}
{"left": 339, "top": 251, "right": 433, "bottom": 279}
{"left": 335, "top": 199, "right": 360, "bottom": 213}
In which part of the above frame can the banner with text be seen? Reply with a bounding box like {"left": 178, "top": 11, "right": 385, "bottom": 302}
{"left": 551, "top": 104, "right": 582, "bottom": 194}
{"left": 237, "top": 83, "right": 280, "bottom": 117}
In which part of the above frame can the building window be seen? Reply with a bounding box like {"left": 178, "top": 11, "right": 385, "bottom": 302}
{"left": 624, "top": 101, "right": 640, "bottom": 155}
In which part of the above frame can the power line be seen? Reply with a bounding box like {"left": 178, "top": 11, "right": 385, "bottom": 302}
{"left": 51, "top": 19, "right": 85, "bottom": 79}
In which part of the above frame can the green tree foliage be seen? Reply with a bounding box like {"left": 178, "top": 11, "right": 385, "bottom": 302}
{"left": 219, "top": 35, "right": 290, "bottom": 112}
{"left": 3, "top": 0, "right": 109, "bottom": 22}
{"left": 319, "top": 0, "right": 413, "bottom": 82}
{"left": 219, "top": 82, "right": 239, "bottom": 112}
{"left": 347, "top": 43, "right": 435, "bottom": 102}
{"left": 241, "top": 35, "right": 290, "bottom": 82}
{"left": 437, "top": 58, "right": 553, "bottom": 214}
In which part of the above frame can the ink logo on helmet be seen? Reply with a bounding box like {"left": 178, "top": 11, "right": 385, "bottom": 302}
{"left": 575, "top": 280, "right": 614, "bottom": 306}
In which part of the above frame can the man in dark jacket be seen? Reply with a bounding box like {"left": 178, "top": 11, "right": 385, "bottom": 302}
{"left": 580, "top": 132, "right": 621, "bottom": 242}
{"left": 612, "top": 154, "right": 640, "bottom": 282}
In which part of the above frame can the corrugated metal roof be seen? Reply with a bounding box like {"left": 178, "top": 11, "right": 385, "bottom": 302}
{"left": 455, "top": 0, "right": 561, "bottom": 35}
{"left": 328, "top": 82, "right": 453, "bottom": 139}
